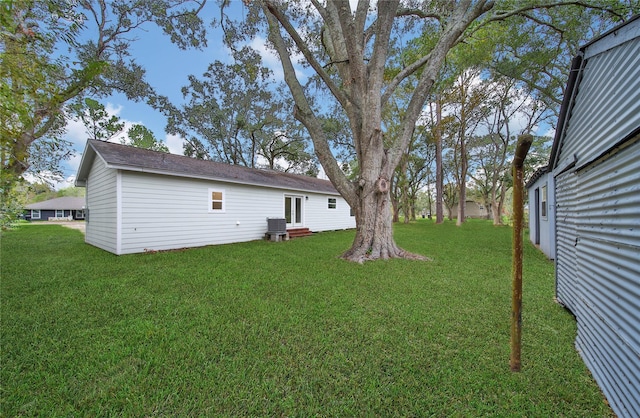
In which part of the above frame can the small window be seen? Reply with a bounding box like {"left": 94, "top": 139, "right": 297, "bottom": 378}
{"left": 55, "top": 209, "right": 64, "bottom": 218}
{"left": 209, "top": 189, "right": 225, "bottom": 212}
{"left": 76, "top": 210, "right": 85, "bottom": 219}
{"left": 541, "top": 185, "right": 548, "bottom": 219}
{"left": 328, "top": 198, "right": 337, "bottom": 209}
{"left": 31, "top": 209, "right": 41, "bottom": 220}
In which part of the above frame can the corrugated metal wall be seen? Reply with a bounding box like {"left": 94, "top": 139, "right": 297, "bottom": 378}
{"left": 555, "top": 171, "right": 579, "bottom": 312}
{"left": 571, "top": 138, "right": 640, "bottom": 418}
{"left": 555, "top": 39, "right": 640, "bottom": 172}
{"left": 553, "top": 20, "right": 640, "bottom": 418}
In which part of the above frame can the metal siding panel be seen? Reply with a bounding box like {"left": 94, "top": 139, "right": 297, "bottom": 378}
{"left": 558, "top": 38, "right": 640, "bottom": 171}
{"left": 555, "top": 171, "right": 579, "bottom": 311}
{"left": 576, "top": 314, "right": 640, "bottom": 418}
{"left": 573, "top": 139, "right": 640, "bottom": 418}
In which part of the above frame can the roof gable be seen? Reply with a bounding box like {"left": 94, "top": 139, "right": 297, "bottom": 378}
{"left": 76, "top": 140, "right": 339, "bottom": 195}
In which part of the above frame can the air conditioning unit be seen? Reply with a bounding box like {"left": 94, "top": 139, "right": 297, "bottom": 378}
{"left": 267, "top": 218, "right": 287, "bottom": 234}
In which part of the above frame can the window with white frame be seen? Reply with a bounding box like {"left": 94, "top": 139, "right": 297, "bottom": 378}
{"left": 208, "top": 189, "right": 225, "bottom": 212}
{"left": 55, "top": 209, "right": 64, "bottom": 218}
{"left": 328, "top": 198, "right": 337, "bottom": 209}
{"left": 31, "top": 210, "right": 41, "bottom": 219}
{"left": 76, "top": 210, "right": 85, "bottom": 219}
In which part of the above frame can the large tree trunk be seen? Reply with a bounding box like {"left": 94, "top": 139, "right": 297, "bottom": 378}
{"left": 342, "top": 177, "right": 426, "bottom": 262}
{"left": 456, "top": 138, "right": 467, "bottom": 226}
{"left": 261, "top": 0, "right": 493, "bottom": 261}
{"left": 435, "top": 98, "right": 444, "bottom": 224}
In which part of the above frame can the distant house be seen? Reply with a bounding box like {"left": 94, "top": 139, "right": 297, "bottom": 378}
{"left": 24, "top": 197, "right": 86, "bottom": 221}
{"left": 455, "top": 200, "right": 488, "bottom": 219}
{"left": 527, "top": 16, "right": 640, "bottom": 418}
{"left": 428, "top": 200, "right": 488, "bottom": 220}
{"left": 75, "top": 140, "right": 355, "bottom": 255}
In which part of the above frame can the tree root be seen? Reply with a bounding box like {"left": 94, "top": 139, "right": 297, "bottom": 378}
{"left": 341, "top": 247, "right": 431, "bottom": 263}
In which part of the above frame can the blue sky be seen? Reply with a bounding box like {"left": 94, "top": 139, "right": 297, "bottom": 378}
{"left": 57, "top": 2, "right": 294, "bottom": 189}
{"left": 55, "top": 1, "right": 554, "bottom": 189}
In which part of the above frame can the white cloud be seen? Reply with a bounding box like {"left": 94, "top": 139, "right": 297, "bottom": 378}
{"left": 165, "top": 133, "right": 186, "bottom": 155}
{"left": 249, "top": 35, "right": 309, "bottom": 83}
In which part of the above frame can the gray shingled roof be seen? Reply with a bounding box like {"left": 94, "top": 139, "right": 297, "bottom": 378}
{"left": 25, "top": 197, "right": 85, "bottom": 210}
{"left": 76, "top": 140, "right": 339, "bottom": 195}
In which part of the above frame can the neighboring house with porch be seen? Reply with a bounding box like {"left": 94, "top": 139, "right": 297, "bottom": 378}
{"left": 527, "top": 16, "right": 639, "bottom": 418}
{"left": 24, "top": 197, "right": 86, "bottom": 221}
{"left": 75, "top": 140, "right": 355, "bottom": 255}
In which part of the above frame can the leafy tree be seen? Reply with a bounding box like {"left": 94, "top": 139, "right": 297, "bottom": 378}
{"left": 73, "top": 98, "right": 125, "bottom": 142}
{"left": 442, "top": 182, "right": 459, "bottom": 221}
{"left": 441, "top": 68, "right": 489, "bottom": 226}
{"left": 167, "top": 48, "right": 315, "bottom": 172}
{"left": 219, "top": 1, "right": 632, "bottom": 261}
{"left": 490, "top": 3, "right": 638, "bottom": 115}
{"left": 467, "top": 75, "right": 550, "bottom": 224}
{"left": 56, "top": 186, "right": 85, "bottom": 198}
{"left": 1, "top": 0, "right": 206, "bottom": 223}
{"left": 125, "top": 125, "right": 169, "bottom": 153}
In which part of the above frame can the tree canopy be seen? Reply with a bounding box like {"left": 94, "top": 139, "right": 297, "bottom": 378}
{"left": 2, "top": 0, "right": 637, "bottom": 247}
{"left": 216, "top": 0, "right": 635, "bottom": 261}
{"left": 1, "top": 0, "right": 205, "bottom": 220}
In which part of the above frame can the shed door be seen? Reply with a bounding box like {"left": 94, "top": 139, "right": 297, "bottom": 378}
{"left": 284, "top": 195, "right": 303, "bottom": 227}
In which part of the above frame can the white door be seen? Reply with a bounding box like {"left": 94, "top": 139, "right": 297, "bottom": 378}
{"left": 284, "top": 195, "right": 303, "bottom": 227}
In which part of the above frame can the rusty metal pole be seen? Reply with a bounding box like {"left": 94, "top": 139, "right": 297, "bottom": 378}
{"left": 510, "top": 134, "right": 533, "bottom": 372}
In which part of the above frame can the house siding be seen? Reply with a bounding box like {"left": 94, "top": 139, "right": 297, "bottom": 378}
{"left": 555, "top": 37, "right": 640, "bottom": 173}
{"left": 304, "top": 194, "right": 355, "bottom": 232}
{"left": 571, "top": 139, "right": 640, "bottom": 418}
{"left": 555, "top": 170, "right": 579, "bottom": 313}
{"left": 551, "top": 18, "right": 640, "bottom": 418}
{"left": 117, "top": 171, "right": 355, "bottom": 254}
{"left": 527, "top": 173, "right": 555, "bottom": 259}
{"left": 85, "top": 156, "right": 118, "bottom": 253}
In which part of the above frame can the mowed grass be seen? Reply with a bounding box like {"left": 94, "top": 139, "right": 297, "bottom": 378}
{"left": 1, "top": 220, "right": 612, "bottom": 417}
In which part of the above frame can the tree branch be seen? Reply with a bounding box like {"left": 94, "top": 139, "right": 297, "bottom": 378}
{"left": 264, "top": 1, "right": 350, "bottom": 110}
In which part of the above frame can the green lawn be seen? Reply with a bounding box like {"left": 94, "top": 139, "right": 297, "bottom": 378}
{"left": 1, "top": 220, "right": 612, "bottom": 417}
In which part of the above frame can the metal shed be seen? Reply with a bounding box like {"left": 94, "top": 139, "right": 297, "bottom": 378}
{"left": 550, "top": 16, "right": 640, "bottom": 418}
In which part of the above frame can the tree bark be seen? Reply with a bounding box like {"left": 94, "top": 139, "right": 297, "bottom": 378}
{"left": 456, "top": 141, "right": 467, "bottom": 226}
{"left": 435, "top": 98, "right": 444, "bottom": 224}
{"left": 342, "top": 177, "right": 427, "bottom": 263}
{"left": 261, "top": 0, "right": 493, "bottom": 261}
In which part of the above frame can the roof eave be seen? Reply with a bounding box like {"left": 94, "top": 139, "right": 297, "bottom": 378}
{"left": 75, "top": 141, "right": 96, "bottom": 187}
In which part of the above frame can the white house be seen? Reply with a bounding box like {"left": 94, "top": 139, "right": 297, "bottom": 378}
{"left": 531, "top": 16, "right": 640, "bottom": 418}
{"left": 75, "top": 140, "right": 355, "bottom": 255}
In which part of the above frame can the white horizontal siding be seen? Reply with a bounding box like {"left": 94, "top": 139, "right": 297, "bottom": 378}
{"left": 85, "top": 157, "right": 117, "bottom": 253}
{"left": 117, "top": 172, "right": 354, "bottom": 254}
{"left": 304, "top": 194, "right": 355, "bottom": 232}
{"left": 119, "top": 172, "right": 277, "bottom": 253}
